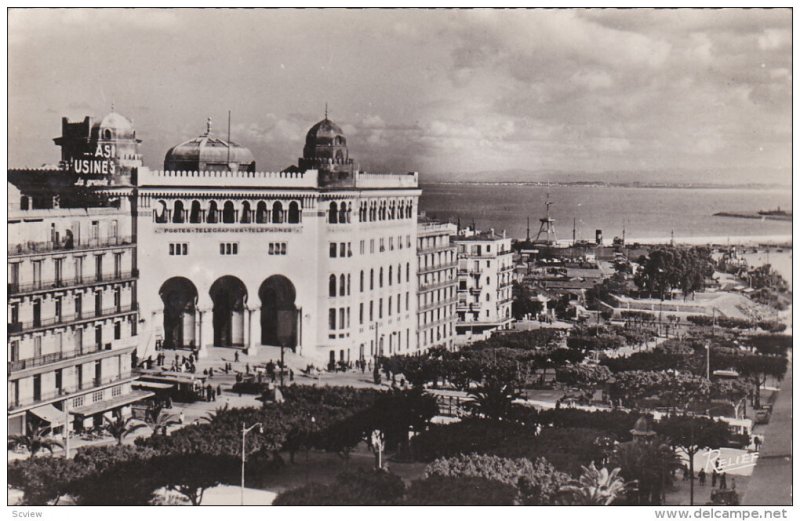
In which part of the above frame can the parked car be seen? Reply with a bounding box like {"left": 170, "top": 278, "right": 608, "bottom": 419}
{"left": 754, "top": 409, "right": 771, "bottom": 424}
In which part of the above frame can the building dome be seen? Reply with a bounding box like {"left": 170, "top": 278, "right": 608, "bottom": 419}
{"left": 303, "top": 118, "right": 348, "bottom": 161}
{"left": 92, "top": 111, "right": 137, "bottom": 141}
{"left": 164, "top": 118, "right": 255, "bottom": 172}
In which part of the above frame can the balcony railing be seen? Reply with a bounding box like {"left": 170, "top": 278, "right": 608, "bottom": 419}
{"left": 419, "top": 279, "right": 457, "bottom": 292}
{"left": 418, "top": 244, "right": 456, "bottom": 254}
{"left": 418, "top": 296, "right": 458, "bottom": 313}
{"left": 418, "top": 261, "right": 458, "bottom": 275}
{"left": 8, "top": 235, "right": 134, "bottom": 257}
{"left": 7, "top": 343, "right": 129, "bottom": 372}
{"left": 8, "top": 373, "right": 134, "bottom": 411}
{"left": 8, "top": 303, "right": 138, "bottom": 335}
{"left": 8, "top": 270, "right": 138, "bottom": 296}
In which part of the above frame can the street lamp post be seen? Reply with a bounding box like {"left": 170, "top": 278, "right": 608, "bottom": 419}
{"left": 241, "top": 422, "right": 263, "bottom": 505}
{"left": 705, "top": 343, "right": 711, "bottom": 381}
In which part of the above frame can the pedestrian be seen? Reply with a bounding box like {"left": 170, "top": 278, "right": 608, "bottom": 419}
{"left": 179, "top": 411, "right": 184, "bottom": 425}
{"left": 712, "top": 468, "right": 718, "bottom": 487}
{"left": 217, "top": 384, "right": 222, "bottom": 396}
{"left": 206, "top": 384, "right": 212, "bottom": 402}
{"left": 682, "top": 463, "right": 689, "bottom": 481}
{"left": 235, "top": 351, "right": 239, "bottom": 363}
{"left": 698, "top": 469, "right": 706, "bottom": 486}
{"left": 211, "top": 388, "right": 216, "bottom": 402}
{"left": 246, "top": 363, "right": 250, "bottom": 374}
{"left": 754, "top": 436, "right": 762, "bottom": 451}
{"left": 289, "top": 369, "right": 294, "bottom": 382}
{"left": 719, "top": 472, "right": 727, "bottom": 490}
{"left": 209, "top": 367, "right": 214, "bottom": 379}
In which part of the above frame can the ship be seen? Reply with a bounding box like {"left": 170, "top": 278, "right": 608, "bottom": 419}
{"left": 713, "top": 206, "right": 792, "bottom": 222}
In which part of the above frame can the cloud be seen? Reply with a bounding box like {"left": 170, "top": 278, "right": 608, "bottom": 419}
{"left": 6, "top": 9, "right": 792, "bottom": 183}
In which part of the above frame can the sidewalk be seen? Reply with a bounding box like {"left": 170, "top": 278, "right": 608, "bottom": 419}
{"left": 741, "top": 356, "right": 792, "bottom": 506}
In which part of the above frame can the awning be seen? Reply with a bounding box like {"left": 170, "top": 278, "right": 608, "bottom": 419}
{"left": 133, "top": 381, "right": 175, "bottom": 390}
{"left": 30, "top": 403, "right": 66, "bottom": 426}
{"left": 71, "top": 390, "right": 154, "bottom": 417}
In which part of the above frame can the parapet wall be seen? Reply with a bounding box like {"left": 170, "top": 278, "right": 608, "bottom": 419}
{"left": 354, "top": 171, "right": 418, "bottom": 188}
{"left": 136, "top": 167, "right": 319, "bottom": 188}
{"left": 135, "top": 167, "right": 418, "bottom": 190}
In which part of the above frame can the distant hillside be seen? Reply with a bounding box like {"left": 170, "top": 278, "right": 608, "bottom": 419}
{"left": 423, "top": 168, "right": 791, "bottom": 189}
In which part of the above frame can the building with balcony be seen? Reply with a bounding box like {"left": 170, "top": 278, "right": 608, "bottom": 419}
{"left": 453, "top": 228, "right": 515, "bottom": 344}
{"left": 416, "top": 218, "right": 458, "bottom": 352}
{"left": 7, "top": 112, "right": 148, "bottom": 436}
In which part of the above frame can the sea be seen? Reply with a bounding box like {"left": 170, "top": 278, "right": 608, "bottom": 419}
{"left": 419, "top": 183, "right": 792, "bottom": 246}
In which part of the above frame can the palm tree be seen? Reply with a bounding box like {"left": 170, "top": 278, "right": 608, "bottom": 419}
{"left": 103, "top": 416, "right": 147, "bottom": 445}
{"left": 8, "top": 424, "right": 64, "bottom": 459}
{"left": 612, "top": 438, "right": 682, "bottom": 505}
{"left": 560, "top": 462, "right": 631, "bottom": 505}
{"left": 200, "top": 404, "right": 229, "bottom": 424}
{"left": 146, "top": 410, "right": 180, "bottom": 438}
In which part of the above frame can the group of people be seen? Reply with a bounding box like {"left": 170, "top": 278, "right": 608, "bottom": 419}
{"left": 203, "top": 383, "right": 222, "bottom": 402}
{"left": 695, "top": 467, "right": 735, "bottom": 490}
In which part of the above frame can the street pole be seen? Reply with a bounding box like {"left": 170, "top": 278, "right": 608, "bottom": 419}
{"left": 706, "top": 343, "right": 710, "bottom": 381}
{"left": 241, "top": 422, "right": 263, "bottom": 505}
{"left": 241, "top": 422, "right": 246, "bottom": 506}
{"left": 280, "top": 344, "right": 285, "bottom": 388}
{"left": 63, "top": 399, "right": 70, "bottom": 459}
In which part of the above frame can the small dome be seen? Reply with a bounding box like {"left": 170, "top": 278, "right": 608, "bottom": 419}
{"left": 165, "top": 118, "right": 255, "bottom": 172}
{"left": 305, "top": 118, "right": 346, "bottom": 148}
{"left": 97, "top": 111, "right": 134, "bottom": 133}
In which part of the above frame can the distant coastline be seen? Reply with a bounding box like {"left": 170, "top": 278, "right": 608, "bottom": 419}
{"left": 421, "top": 180, "right": 790, "bottom": 191}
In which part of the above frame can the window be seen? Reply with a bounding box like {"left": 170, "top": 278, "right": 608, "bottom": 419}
{"left": 406, "top": 263, "right": 410, "bottom": 281}
{"left": 220, "top": 243, "right": 238, "bottom": 255}
{"left": 360, "top": 240, "right": 365, "bottom": 255}
{"left": 339, "top": 243, "right": 346, "bottom": 257}
{"left": 339, "top": 274, "right": 346, "bottom": 296}
{"left": 359, "top": 303, "right": 364, "bottom": 324}
{"left": 388, "top": 296, "right": 392, "bottom": 316}
{"left": 379, "top": 268, "right": 383, "bottom": 288}
{"left": 378, "top": 298, "right": 383, "bottom": 319}
{"left": 329, "top": 275, "right": 337, "bottom": 297}
{"left": 112, "top": 386, "right": 122, "bottom": 397}
{"left": 398, "top": 235, "right": 403, "bottom": 249}
{"left": 406, "top": 292, "right": 410, "bottom": 311}
{"left": 407, "top": 235, "right": 411, "bottom": 248}
{"left": 130, "top": 316, "right": 137, "bottom": 336}
{"left": 329, "top": 309, "right": 336, "bottom": 330}
{"left": 339, "top": 308, "right": 346, "bottom": 330}
{"left": 370, "top": 269, "right": 374, "bottom": 290}
{"left": 169, "top": 243, "right": 189, "bottom": 255}
{"left": 330, "top": 243, "right": 337, "bottom": 258}
{"left": 93, "top": 391, "right": 104, "bottom": 402}
{"left": 268, "top": 242, "right": 287, "bottom": 255}
{"left": 397, "top": 294, "right": 401, "bottom": 313}
{"left": 388, "top": 266, "right": 393, "bottom": 286}
{"left": 370, "top": 239, "right": 375, "bottom": 254}
{"left": 389, "top": 237, "right": 394, "bottom": 251}
{"left": 360, "top": 271, "right": 364, "bottom": 292}
{"left": 114, "top": 321, "right": 121, "bottom": 340}
{"left": 369, "top": 301, "right": 374, "bottom": 321}
{"left": 380, "top": 238, "right": 385, "bottom": 252}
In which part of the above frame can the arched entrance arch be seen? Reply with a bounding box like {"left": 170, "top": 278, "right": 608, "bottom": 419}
{"left": 210, "top": 276, "right": 247, "bottom": 347}
{"left": 259, "top": 275, "right": 297, "bottom": 348}
{"left": 159, "top": 277, "right": 198, "bottom": 349}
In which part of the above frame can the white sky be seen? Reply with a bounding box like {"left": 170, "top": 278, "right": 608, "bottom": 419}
{"left": 8, "top": 8, "right": 792, "bottom": 183}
